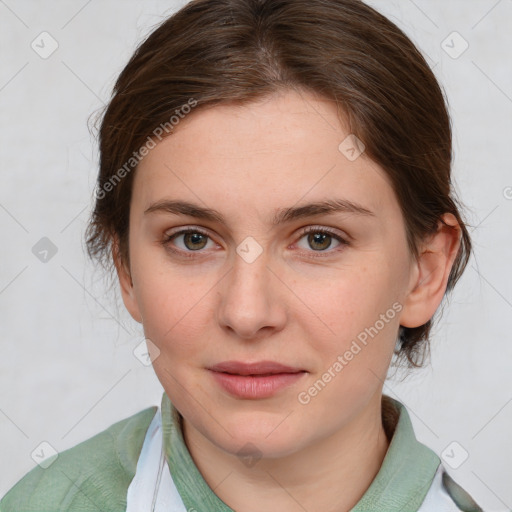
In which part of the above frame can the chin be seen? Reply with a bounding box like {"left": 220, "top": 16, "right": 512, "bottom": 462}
{"left": 221, "top": 433, "right": 302, "bottom": 462}
{"left": 207, "top": 410, "right": 308, "bottom": 460}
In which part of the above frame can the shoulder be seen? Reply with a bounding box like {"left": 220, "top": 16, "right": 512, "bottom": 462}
{"left": 0, "top": 406, "right": 157, "bottom": 512}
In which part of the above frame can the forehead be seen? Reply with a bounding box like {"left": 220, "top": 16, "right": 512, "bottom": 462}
{"left": 133, "top": 90, "right": 398, "bottom": 224}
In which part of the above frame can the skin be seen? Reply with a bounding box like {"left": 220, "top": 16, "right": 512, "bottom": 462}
{"left": 115, "top": 88, "right": 461, "bottom": 512}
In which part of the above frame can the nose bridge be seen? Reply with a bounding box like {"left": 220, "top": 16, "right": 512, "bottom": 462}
{"left": 227, "top": 243, "right": 273, "bottom": 308}
{"left": 230, "top": 233, "right": 272, "bottom": 289}
{"left": 232, "top": 246, "right": 269, "bottom": 293}
{"left": 216, "top": 240, "right": 286, "bottom": 338}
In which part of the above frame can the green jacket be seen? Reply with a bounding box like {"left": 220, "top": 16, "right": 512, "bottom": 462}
{"left": 0, "top": 393, "right": 483, "bottom": 511}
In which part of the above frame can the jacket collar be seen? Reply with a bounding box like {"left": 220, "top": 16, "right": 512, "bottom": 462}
{"left": 161, "top": 392, "right": 440, "bottom": 511}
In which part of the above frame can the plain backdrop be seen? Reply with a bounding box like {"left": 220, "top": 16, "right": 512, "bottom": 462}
{"left": 0, "top": 1, "right": 511, "bottom": 510}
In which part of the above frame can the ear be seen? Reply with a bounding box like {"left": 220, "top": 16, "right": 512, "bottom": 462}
{"left": 399, "top": 213, "right": 461, "bottom": 328}
{"left": 112, "top": 236, "right": 143, "bottom": 324}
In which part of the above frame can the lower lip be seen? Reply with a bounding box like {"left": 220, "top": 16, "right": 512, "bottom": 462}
{"left": 210, "top": 371, "right": 306, "bottom": 399}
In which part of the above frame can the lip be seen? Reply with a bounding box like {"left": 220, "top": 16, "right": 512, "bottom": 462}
{"left": 208, "top": 360, "right": 307, "bottom": 399}
{"left": 209, "top": 360, "right": 305, "bottom": 376}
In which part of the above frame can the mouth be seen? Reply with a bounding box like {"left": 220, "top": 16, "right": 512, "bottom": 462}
{"left": 207, "top": 361, "right": 307, "bottom": 399}
{"left": 208, "top": 360, "right": 306, "bottom": 376}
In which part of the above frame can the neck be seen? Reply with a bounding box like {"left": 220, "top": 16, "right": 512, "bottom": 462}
{"left": 182, "top": 392, "right": 392, "bottom": 512}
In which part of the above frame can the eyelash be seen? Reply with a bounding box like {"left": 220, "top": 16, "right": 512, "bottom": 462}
{"left": 162, "top": 225, "right": 350, "bottom": 260}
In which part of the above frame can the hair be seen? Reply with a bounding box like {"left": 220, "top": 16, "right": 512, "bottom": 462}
{"left": 85, "top": 0, "right": 472, "bottom": 369}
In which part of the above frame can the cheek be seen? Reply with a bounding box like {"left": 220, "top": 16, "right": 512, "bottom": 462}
{"left": 300, "top": 260, "right": 398, "bottom": 331}
{"left": 294, "top": 258, "right": 402, "bottom": 371}
{"left": 293, "top": 267, "right": 401, "bottom": 416}
{"left": 132, "top": 261, "right": 213, "bottom": 357}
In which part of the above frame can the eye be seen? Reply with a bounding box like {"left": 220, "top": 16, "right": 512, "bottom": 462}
{"left": 162, "top": 225, "right": 349, "bottom": 259}
{"left": 295, "top": 226, "right": 349, "bottom": 255}
{"left": 163, "top": 227, "right": 216, "bottom": 255}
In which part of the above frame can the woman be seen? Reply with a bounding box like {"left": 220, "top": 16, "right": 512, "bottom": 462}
{"left": 0, "top": 0, "right": 483, "bottom": 510}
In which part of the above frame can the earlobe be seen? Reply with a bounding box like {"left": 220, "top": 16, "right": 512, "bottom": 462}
{"left": 399, "top": 214, "right": 461, "bottom": 329}
{"left": 112, "top": 237, "right": 143, "bottom": 324}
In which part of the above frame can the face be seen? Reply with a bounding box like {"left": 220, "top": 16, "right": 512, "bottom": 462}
{"left": 119, "top": 89, "right": 419, "bottom": 459}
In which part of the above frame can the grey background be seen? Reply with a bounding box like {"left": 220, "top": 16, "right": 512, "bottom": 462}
{"left": 0, "top": 1, "right": 511, "bottom": 510}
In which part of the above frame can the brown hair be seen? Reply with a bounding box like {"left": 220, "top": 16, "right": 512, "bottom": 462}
{"left": 86, "top": 0, "right": 472, "bottom": 368}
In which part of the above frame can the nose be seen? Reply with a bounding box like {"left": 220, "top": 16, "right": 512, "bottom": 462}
{"left": 216, "top": 249, "right": 288, "bottom": 340}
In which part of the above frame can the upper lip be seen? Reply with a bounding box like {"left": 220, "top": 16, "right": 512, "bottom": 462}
{"left": 208, "top": 361, "right": 305, "bottom": 376}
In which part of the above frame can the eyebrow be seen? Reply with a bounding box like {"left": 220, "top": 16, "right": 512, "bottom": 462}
{"left": 144, "top": 198, "right": 375, "bottom": 225}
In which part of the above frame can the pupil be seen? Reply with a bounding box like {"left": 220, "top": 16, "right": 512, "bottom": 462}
{"left": 309, "top": 232, "right": 331, "bottom": 251}
{"left": 185, "top": 232, "right": 207, "bottom": 250}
